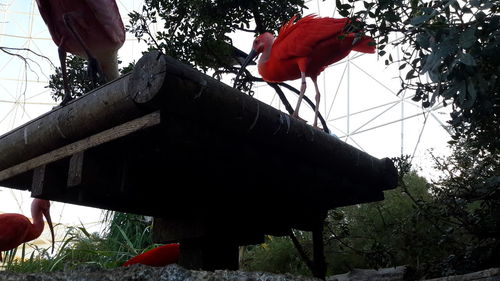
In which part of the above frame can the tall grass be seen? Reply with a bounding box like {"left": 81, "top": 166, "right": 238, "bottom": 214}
{"left": 2, "top": 211, "right": 154, "bottom": 273}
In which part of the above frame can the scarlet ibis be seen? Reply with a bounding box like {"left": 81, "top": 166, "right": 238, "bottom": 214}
{"left": 0, "top": 199, "right": 55, "bottom": 261}
{"left": 123, "top": 243, "right": 180, "bottom": 267}
{"left": 235, "top": 15, "right": 375, "bottom": 127}
{"left": 35, "top": 0, "right": 126, "bottom": 105}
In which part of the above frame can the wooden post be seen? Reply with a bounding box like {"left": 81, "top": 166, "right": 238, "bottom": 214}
{"left": 179, "top": 238, "right": 239, "bottom": 271}
{"left": 312, "top": 217, "right": 327, "bottom": 280}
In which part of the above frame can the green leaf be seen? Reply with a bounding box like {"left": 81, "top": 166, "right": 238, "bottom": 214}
{"left": 475, "top": 11, "right": 486, "bottom": 22}
{"left": 457, "top": 81, "right": 467, "bottom": 105}
{"left": 405, "top": 69, "right": 416, "bottom": 80}
{"left": 470, "top": 0, "right": 481, "bottom": 7}
{"left": 416, "top": 33, "right": 430, "bottom": 49}
{"left": 339, "top": 9, "right": 350, "bottom": 17}
{"left": 459, "top": 53, "right": 476, "bottom": 66}
{"left": 410, "top": 14, "right": 432, "bottom": 26}
{"left": 428, "top": 68, "right": 441, "bottom": 82}
{"left": 421, "top": 53, "right": 437, "bottom": 74}
{"left": 464, "top": 80, "right": 477, "bottom": 108}
{"left": 459, "top": 26, "right": 477, "bottom": 49}
{"left": 430, "top": 87, "right": 440, "bottom": 104}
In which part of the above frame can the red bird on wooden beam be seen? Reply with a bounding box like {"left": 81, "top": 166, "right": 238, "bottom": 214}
{"left": 235, "top": 14, "right": 375, "bottom": 128}
{"left": 35, "top": 0, "right": 126, "bottom": 105}
{"left": 123, "top": 243, "right": 180, "bottom": 267}
{"left": 0, "top": 199, "right": 55, "bottom": 261}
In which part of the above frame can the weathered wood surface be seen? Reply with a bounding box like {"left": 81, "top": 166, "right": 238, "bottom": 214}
{"left": 0, "top": 112, "right": 160, "bottom": 182}
{"left": 0, "top": 74, "right": 137, "bottom": 171}
{"left": 0, "top": 51, "right": 397, "bottom": 191}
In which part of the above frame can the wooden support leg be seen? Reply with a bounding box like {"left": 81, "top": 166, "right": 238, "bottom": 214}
{"left": 153, "top": 217, "right": 257, "bottom": 271}
{"left": 289, "top": 212, "right": 328, "bottom": 280}
{"left": 179, "top": 238, "right": 239, "bottom": 271}
{"left": 312, "top": 219, "right": 327, "bottom": 280}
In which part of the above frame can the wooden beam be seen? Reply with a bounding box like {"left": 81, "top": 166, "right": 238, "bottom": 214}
{"left": 0, "top": 111, "right": 160, "bottom": 182}
{"left": 0, "top": 71, "right": 165, "bottom": 171}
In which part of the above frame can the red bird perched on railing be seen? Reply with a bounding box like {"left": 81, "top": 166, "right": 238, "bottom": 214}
{"left": 35, "top": 0, "right": 126, "bottom": 105}
{"left": 235, "top": 15, "right": 375, "bottom": 128}
{"left": 123, "top": 243, "right": 180, "bottom": 267}
{"left": 0, "top": 199, "right": 55, "bottom": 261}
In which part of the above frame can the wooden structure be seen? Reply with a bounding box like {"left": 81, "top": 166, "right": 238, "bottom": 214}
{"left": 0, "top": 51, "right": 398, "bottom": 270}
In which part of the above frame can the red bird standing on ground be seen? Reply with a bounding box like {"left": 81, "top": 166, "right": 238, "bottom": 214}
{"left": 236, "top": 15, "right": 375, "bottom": 128}
{"left": 123, "top": 243, "right": 180, "bottom": 267}
{"left": 0, "top": 199, "right": 55, "bottom": 261}
{"left": 35, "top": 0, "right": 126, "bottom": 105}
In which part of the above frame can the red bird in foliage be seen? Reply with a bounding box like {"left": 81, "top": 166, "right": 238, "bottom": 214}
{"left": 35, "top": 0, "right": 126, "bottom": 105}
{"left": 236, "top": 15, "right": 375, "bottom": 127}
{"left": 123, "top": 243, "right": 180, "bottom": 267}
{"left": 0, "top": 199, "right": 55, "bottom": 261}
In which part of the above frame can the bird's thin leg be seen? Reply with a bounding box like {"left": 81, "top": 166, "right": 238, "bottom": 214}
{"left": 312, "top": 77, "right": 321, "bottom": 128}
{"left": 62, "top": 14, "right": 105, "bottom": 86}
{"left": 293, "top": 72, "right": 307, "bottom": 119}
{"left": 58, "top": 48, "right": 72, "bottom": 106}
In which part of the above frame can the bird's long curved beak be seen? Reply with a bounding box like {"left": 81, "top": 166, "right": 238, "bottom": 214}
{"left": 42, "top": 207, "right": 55, "bottom": 254}
{"left": 233, "top": 49, "right": 258, "bottom": 88}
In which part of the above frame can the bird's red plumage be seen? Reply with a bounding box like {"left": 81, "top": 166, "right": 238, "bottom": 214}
{"left": 244, "top": 14, "right": 376, "bottom": 128}
{"left": 0, "top": 199, "right": 54, "bottom": 262}
{"left": 0, "top": 215, "right": 32, "bottom": 252}
{"left": 259, "top": 14, "right": 375, "bottom": 82}
{"left": 123, "top": 244, "right": 180, "bottom": 267}
{"left": 35, "top": 0, "right": 125, "bottom": 59}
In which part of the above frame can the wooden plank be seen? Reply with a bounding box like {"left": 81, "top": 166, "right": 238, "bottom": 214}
{"left": 31, "top": 165, "right": 47, "bottom": 197}
{"left": 31, "top": 159, "right": 69, "bottom": 197}
{"left": 67, "top": 151, "right": 85, "bottom": 187}
{"left": 0, "top": 111, "right": 161, "bottom": 182}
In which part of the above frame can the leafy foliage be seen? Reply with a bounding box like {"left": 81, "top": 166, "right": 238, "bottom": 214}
{"left": 127, "top": 0, "right": 306, "bottom": 73}
{"left": 48, "top": 56, "right": 98, "bottom": 102}
{"left": 331, "top": 3, "right": 500, "bottom": 275}
{"left": 47, "top": 55, "right": 133, "bottom": 102}
{"left": 424, "top": 139, "right": 500, "bottom": 275}
{"left": 336, "top": 0, "right": 499, "bottom": 150}
{"left": 241, "top": 234, "right": 311, "bottom": 276}
{"left": 324, "top": 171, "right": 449, "bottom": 278}
{"left": 241, "top": 172, "right": 444, "bottom": 278}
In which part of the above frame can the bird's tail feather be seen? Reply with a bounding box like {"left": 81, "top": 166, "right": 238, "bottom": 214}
{"left": 352, "top": 36, "right": 376, "bottom": 53}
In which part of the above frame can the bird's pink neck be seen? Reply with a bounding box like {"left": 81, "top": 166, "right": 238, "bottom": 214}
{"left": 256, "top": 34, "right": 275, "bottom": 78}
{"left": 258, "top": 37, "right": 274, "bottom": 65}
{"left": 25, "top": 205, "right": 45, "bottom": 243}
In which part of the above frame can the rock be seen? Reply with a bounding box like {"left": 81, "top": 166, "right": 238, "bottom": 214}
{"left": 424, "top": 267, "right": 500, "bottom": 281}
{"left": 327, "top": 266, "right": 407, "bottom": 281}
{"left": 0, "top": 264, "right": 321, "bottom": 281}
